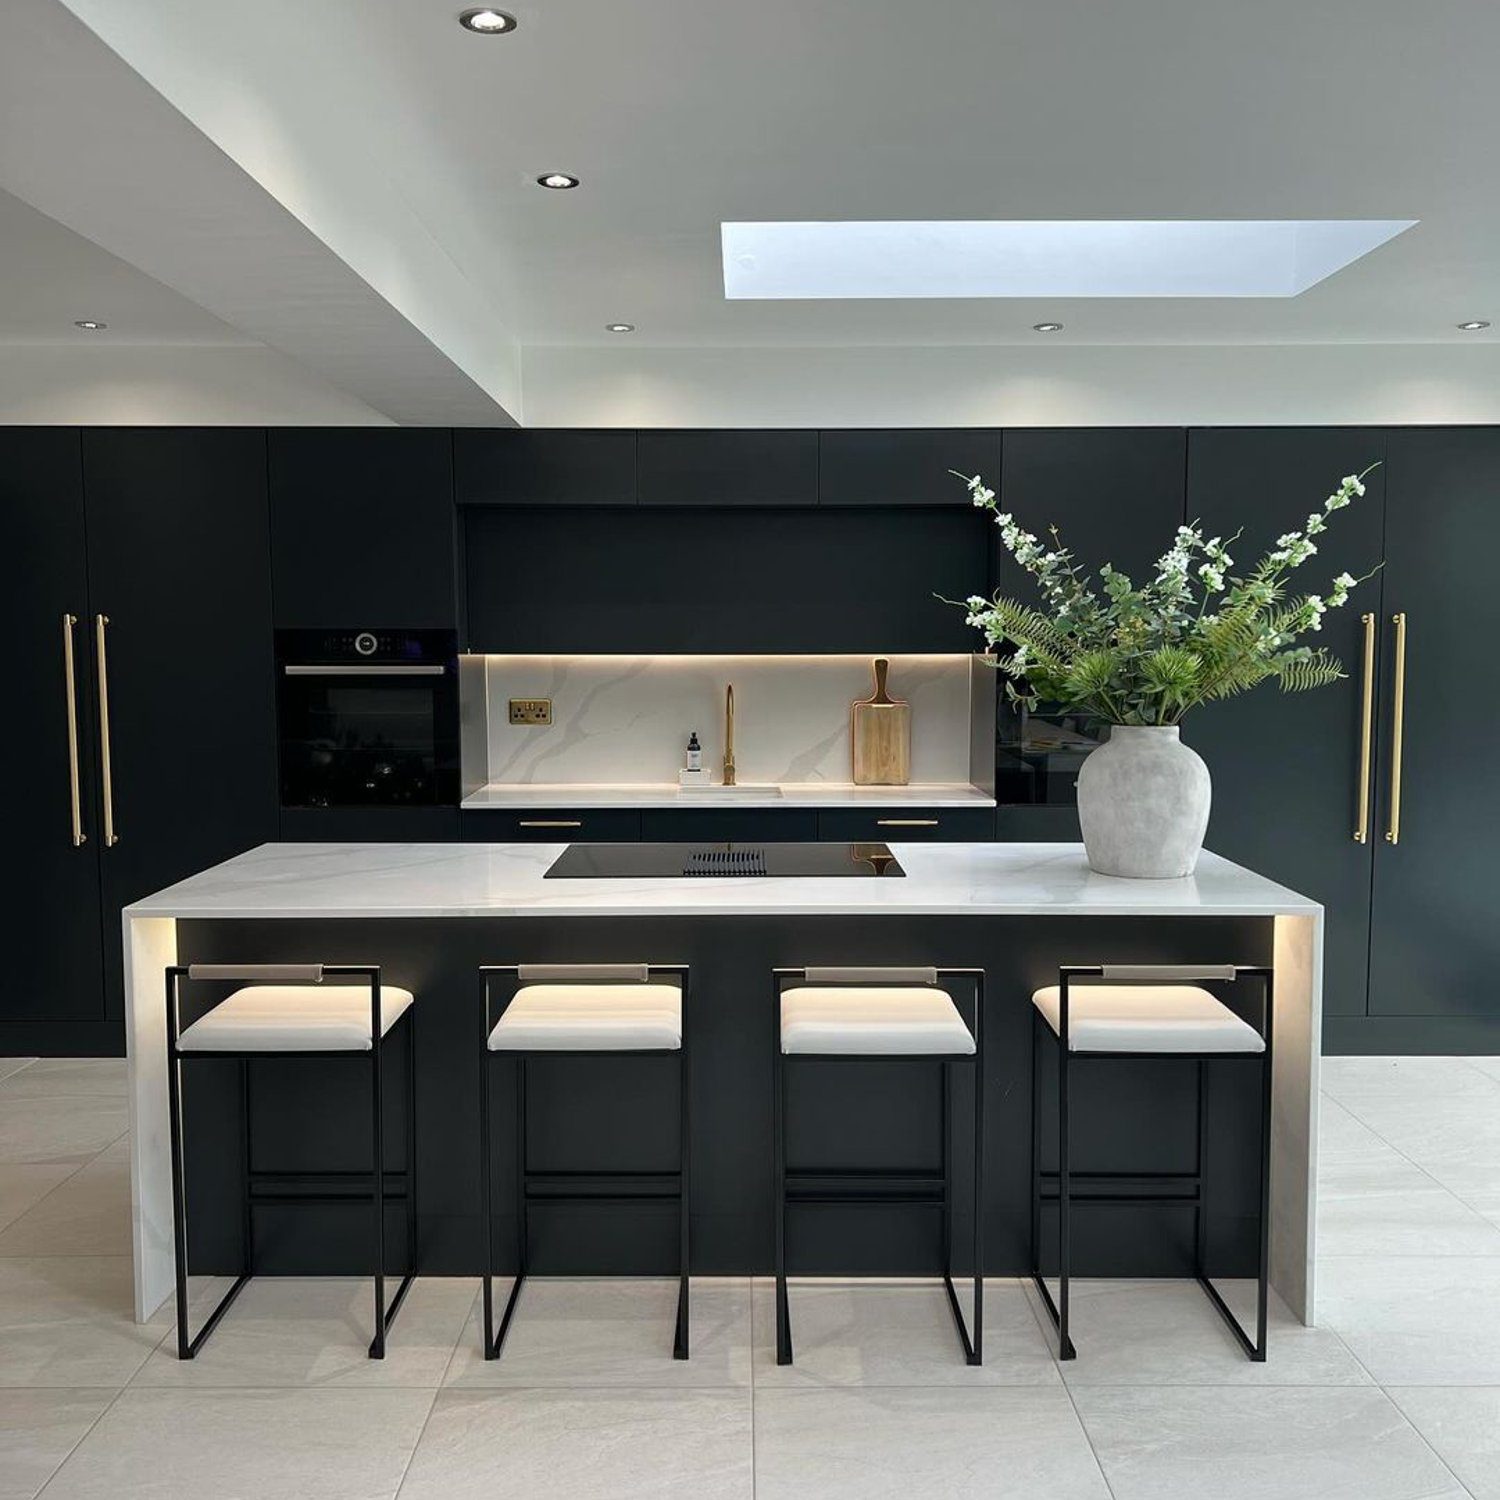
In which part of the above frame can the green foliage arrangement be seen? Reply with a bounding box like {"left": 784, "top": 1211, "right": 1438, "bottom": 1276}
{"left": 953, "top": 465, "right": 1378, "bottom": 726}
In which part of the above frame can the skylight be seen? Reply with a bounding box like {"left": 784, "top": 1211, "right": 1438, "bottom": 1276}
{"left": 720, "top": 220, "right": 1417, "bottom": 300}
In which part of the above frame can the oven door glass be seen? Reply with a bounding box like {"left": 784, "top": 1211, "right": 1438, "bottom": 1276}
{"left": 278, "top": 675, "right": 454, "bottom": 807}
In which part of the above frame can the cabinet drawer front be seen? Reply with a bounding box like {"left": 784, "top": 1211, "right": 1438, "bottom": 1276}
{"left": 639, "top": 809, "right": 819, "bottom": 843}
{"left": 461, "top": 809, "right": 642, "bottom": 842}
{"left": 817, "top": 808, "right": 994, "bottom": 842}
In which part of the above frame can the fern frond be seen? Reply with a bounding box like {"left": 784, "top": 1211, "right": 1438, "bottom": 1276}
{"left": 1273, "top": 651, "right": 1347, "bottom": 692}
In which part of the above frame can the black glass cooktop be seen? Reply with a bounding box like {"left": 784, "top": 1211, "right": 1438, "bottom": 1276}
{"left": 544, "top": 842, "right": 906, "bottom": 879}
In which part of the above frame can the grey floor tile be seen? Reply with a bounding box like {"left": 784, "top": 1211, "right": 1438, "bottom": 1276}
{"left": 0, "top": 1389, "right": 114, "bottom": 1500}
{"left": 0, "top": 1098, "right": 127, "bottom": 1168}
{"left": 753, "top": 1385, "right": 1112, "bottom": 1500}
{"left": 133, "top": 1276, "right": 476, "bottom": 1389}
{"left": 1319, "top": 1254, "right": 1500, "bottom": 1384}
{"left": 0, "top": 1061, "right": 127, "bottom": 1100}
{"left": 1319, "top": 1154, "right": 1500, "bottom": 1256}
{"left": 0, "top": 1142, "right": 130, "bottom": 1258}
{"left": 1389, "top": 1386, "right": 1500, "bottom": 1500}
{"left": 751, "top": 1277, "right": 1058, "bottom": 1387}
{"left": 1073, "top": 1384, "right": 1469, "bottom": 1500}
{"left": 443, "top": 1276, "right": 751, "bottom": 1388}
{"left": 1320, "top": 1094, "right": 1414, "bottom": 1167}
{"left": 0, "top": 1258, "right": 168, "bottom": 1388}
{"left": 398, "top": 1387, "right": 753, "bottom": 1500}
{"left": 38, "top": 1386, "right": 433, "bottom": 1500}
{"left": 1321, "top": 1056, "right": 1500, "bottom": 1110}
{"left": 1465, "top": 1057, "right": 1500, "bottom": 1086}
{"left": 1025, "top": 1277, "right": 1371, "bottom": 1385}
{"left": 0, "top": 1061, "right": 36, "bottom": 1086}
{"left": 0, "top": 1164, "right": 76, "bottom": 1235}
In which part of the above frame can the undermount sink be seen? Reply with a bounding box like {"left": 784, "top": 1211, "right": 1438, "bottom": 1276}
{"left": 676, "top": 783, "right": 783, "bottom": 799}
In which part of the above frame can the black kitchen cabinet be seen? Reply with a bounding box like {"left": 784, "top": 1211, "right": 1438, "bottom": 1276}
{"left": 281, "top": 807, "right": 461, "bottom": 842}
{"left": 817, "top": 807, "right": 994, "bottom": 842}
{"left": 82, "top": 429, "right": 279, "bottom": 1019}
{"left": 639, "top": 808, "right": 819, "bottom": 842}
{"left": 269, "top": 429, "right": 456, "bottom": 627}
{"left": 464, "top": 504, "right": 986, "bottom": 653}
{"left": 461, "top": 809, "right": 641, "bottom": 842}
{"left": 637, "top": 430, "right": 818, "bottom": 507}
{"left": 455, "top": 429, "right": 637, "bottom": 507}
{"left": 998, "top": 429, "right": 1186, "bottom": 581}
{"left": 1366, "top": 430, "right": 1500, "bottom": 1029}
{"left": 1185, "top": 429, "right": 1387, "bottom": 1022}
{"left": 0, "top": 430, "right": 112, "bottom": 1051}
{"left": 819, "top": 429, "right": 1000, "bottom": 506}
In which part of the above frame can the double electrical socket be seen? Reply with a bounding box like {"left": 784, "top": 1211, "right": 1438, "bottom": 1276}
{"left": 508, "top": 698, "right": 553, "bottom": 726}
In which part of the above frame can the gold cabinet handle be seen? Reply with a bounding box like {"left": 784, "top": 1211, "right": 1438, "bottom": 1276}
{"left": 62, "top": 614, "right": 85, "bottom": 847}
{"left": 94, "top": 613, "right": 118, "bottom": 847}
{"left": 518, "top": 819, "right": 583, "bottom": 828}
{"left": 1385, "top": 612, "right": 1407, "bottom": 845}
{"left": 876, "top": 818, "right": 940, "bottom": 827}
{"left": 1353, "top": 612, "right": 1376, "bottom": 843}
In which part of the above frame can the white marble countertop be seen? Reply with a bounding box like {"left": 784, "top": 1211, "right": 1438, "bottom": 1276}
{"left": 125, "top": 841, "right": 1319, "bottom": 921}
{"left": 460, "top": 782, "right": 997, "bottom": 810}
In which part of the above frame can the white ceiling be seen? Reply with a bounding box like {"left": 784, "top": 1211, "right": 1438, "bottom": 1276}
{"left": 3, "top": 0, "right": 1500, "bottom": 423}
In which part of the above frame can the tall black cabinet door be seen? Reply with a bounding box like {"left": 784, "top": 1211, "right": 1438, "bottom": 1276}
{"left": 82, "top": 430, "right": 279, "bottom": 1017}
{"left": 0, "top": 430, "right": 107, "bottom": 1030}
{"left": 269, "top": 429, "right": 457, "bottom": 627}
{"left": 1368, "top": 430, "right": 1500, "bottom": 1020}
{"left": 1184, "top": 429, "right": 1386, "bottom": 1020}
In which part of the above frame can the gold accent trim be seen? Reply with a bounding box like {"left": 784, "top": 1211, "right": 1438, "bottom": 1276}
{"left": 876, "top": 818, "right": 940, "bottom": 827}
{"left": 1353, "top": 612, "right": 1376, "bottom": 843}
{"left": 95, "top": 613, "right": 118, "bottom": 847}
{"left": 1385, "top": 611, "right": 1407, "bottom": 845}
{"left": 62, "top": 614, "right": 85, "bottom": 847}
{"left": 518, "top": 819, "right": 583, "bottom": 828}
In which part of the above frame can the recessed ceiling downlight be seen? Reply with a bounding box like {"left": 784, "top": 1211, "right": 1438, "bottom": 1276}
{"left": 1032, "top": 322, "right": 1063, "bottom": 333}
{"left": 1457, "top": 320, "right": 1491, "bottom": 331}
{"left": 720, "top": 220, "right": 1418, "bottom": 300}
{"left": 74, "top": 319, "right": 107, "bottom": 330}
{"left": 605, "top": 323, "right": 635, "bottom": 333}
{"left": 537, "top": 172, "right": 579, "bottom": 190}
{"left": 458, "top": 8, "right": 516, "bottom": 33}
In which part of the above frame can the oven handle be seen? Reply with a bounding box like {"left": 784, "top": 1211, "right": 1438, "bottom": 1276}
{"left": 282, "top": 664, "right": 447, "bottom": 677}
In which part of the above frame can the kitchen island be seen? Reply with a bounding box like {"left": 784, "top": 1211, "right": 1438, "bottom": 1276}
{"left": 122, "top": 841, "right": 1322, "bottom": 1326}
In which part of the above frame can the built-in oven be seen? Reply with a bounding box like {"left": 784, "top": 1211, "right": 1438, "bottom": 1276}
{"left": 275, "top": 629, "right": 459, "bottom": 808}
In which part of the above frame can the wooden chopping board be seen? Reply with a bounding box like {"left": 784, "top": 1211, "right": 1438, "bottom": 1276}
{"left": 851, "top": 657, "right": 911, "bottom": 785}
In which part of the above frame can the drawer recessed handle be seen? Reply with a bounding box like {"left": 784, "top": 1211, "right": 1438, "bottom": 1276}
{"left": 876, "top": 818, "right": 939, "bottom": 827}
{"left": 519, "top": 819, "right": 583, "bottom": 828}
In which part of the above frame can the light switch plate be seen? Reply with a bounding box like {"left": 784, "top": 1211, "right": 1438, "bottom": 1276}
{"left": 508, "top": 698, "right": 553, "bottom": 726}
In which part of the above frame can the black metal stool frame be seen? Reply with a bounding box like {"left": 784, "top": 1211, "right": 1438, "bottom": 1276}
{"left": 479, "top": 963, "right": 691, "bottom": 1362}
{"left": 1029, "top": 962, "right": 1274, "bottom": 1363}
{"left": 165, "top": 962, "right": 418, "bottom": 1361}
{"left": 772, "top": 965, "right": 985, "bottom": 1367}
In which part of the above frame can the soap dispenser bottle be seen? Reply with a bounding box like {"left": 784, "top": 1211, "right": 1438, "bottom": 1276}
{"left": 686, "top": 731, "right": 702, "bottom": 772}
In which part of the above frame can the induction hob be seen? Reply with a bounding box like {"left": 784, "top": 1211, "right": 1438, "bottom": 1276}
{"left": 543, "top": 842, "right": 906, "bottom": 879}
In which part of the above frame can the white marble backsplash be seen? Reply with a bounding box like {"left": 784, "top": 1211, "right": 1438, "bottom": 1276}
{"left": 471, "top": 654, "right": 977, "bottom": 786}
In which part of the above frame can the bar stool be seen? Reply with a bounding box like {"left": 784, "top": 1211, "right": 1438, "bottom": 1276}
{"left": 1029, "top": 962, "right": 1273, "bottom": 1362}
{"left": 772, "top": 965, "right": 984, "bottom": 1366}
{"left": 479, "top": 963, "right": 690, "bottom": 1361}
{"left": 165, "top": 962, "right": 418, "bottom": 1360}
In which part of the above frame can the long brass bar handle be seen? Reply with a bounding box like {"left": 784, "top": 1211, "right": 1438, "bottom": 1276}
{"left": 877, "top": 818, "right": 940, "bottom": 827}
{"left": 518, "top": 819, "right": 582, "bottom": 828}
{"left": 1385, "top": 612, "right": 1408, "bottom": 846}
{"left": 62, "top": 614, "right": 85, "bottom": 847}
{"left": 94, "top": 613, "right": 118, "bottom": 847}
{"left": 1353, "top": 612, "right": 1376, "bottom": 843}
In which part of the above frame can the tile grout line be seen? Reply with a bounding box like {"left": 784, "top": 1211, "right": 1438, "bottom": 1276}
{"left": 0, "top": 1129, "right": 130, "bottom": 1252}
{"left": 32, "top": 1382, "right": 137, "bottom": 1500}
{"left": 389, "top": 1388, "right": 442, "bottom": 1500}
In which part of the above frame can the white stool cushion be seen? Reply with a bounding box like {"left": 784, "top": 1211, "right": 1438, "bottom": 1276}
{"left": 488, "top": 983, "right": 682, "bottom": 1052}
{"left": 780, "top": 986, "right": 975, "bottom": 1056}
{"left": 177, "top": 985, "right": 414, "bottom": 1053}
{"left": 1031, "top": 984, "right": 1264, "bottom": 1054}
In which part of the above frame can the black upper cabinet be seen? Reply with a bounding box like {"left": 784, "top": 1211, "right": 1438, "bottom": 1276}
{"left": 637, "top": 430, "right": 818, "bottom": 507}
{"left": 999, "top": 429, "right": 1186, "bottom": 580}
{"left": 269, "top": 429, "right": 456, "bottom": 627}
{"left": 455, "top": 429, "right": 637, "bottom": 507}
{"left": 1, "top": 430, "right": 107, "bottom": 1029}
{"left": 83, "top": 429, "right": 279, "bottom": 1017}
{"left": 1368, "top": 429, "right": 1500, "bottom": 1020}
{"left": 1183, "top": 429, "right": 1387, "bottom": 1021}
{"left": 819, "top": 430, "right": 1000, "bottom": 506}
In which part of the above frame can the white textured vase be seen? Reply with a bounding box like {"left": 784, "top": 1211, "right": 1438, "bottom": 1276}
{"left": 1076, "top": 725, "right": 1211, "bottom": 878}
